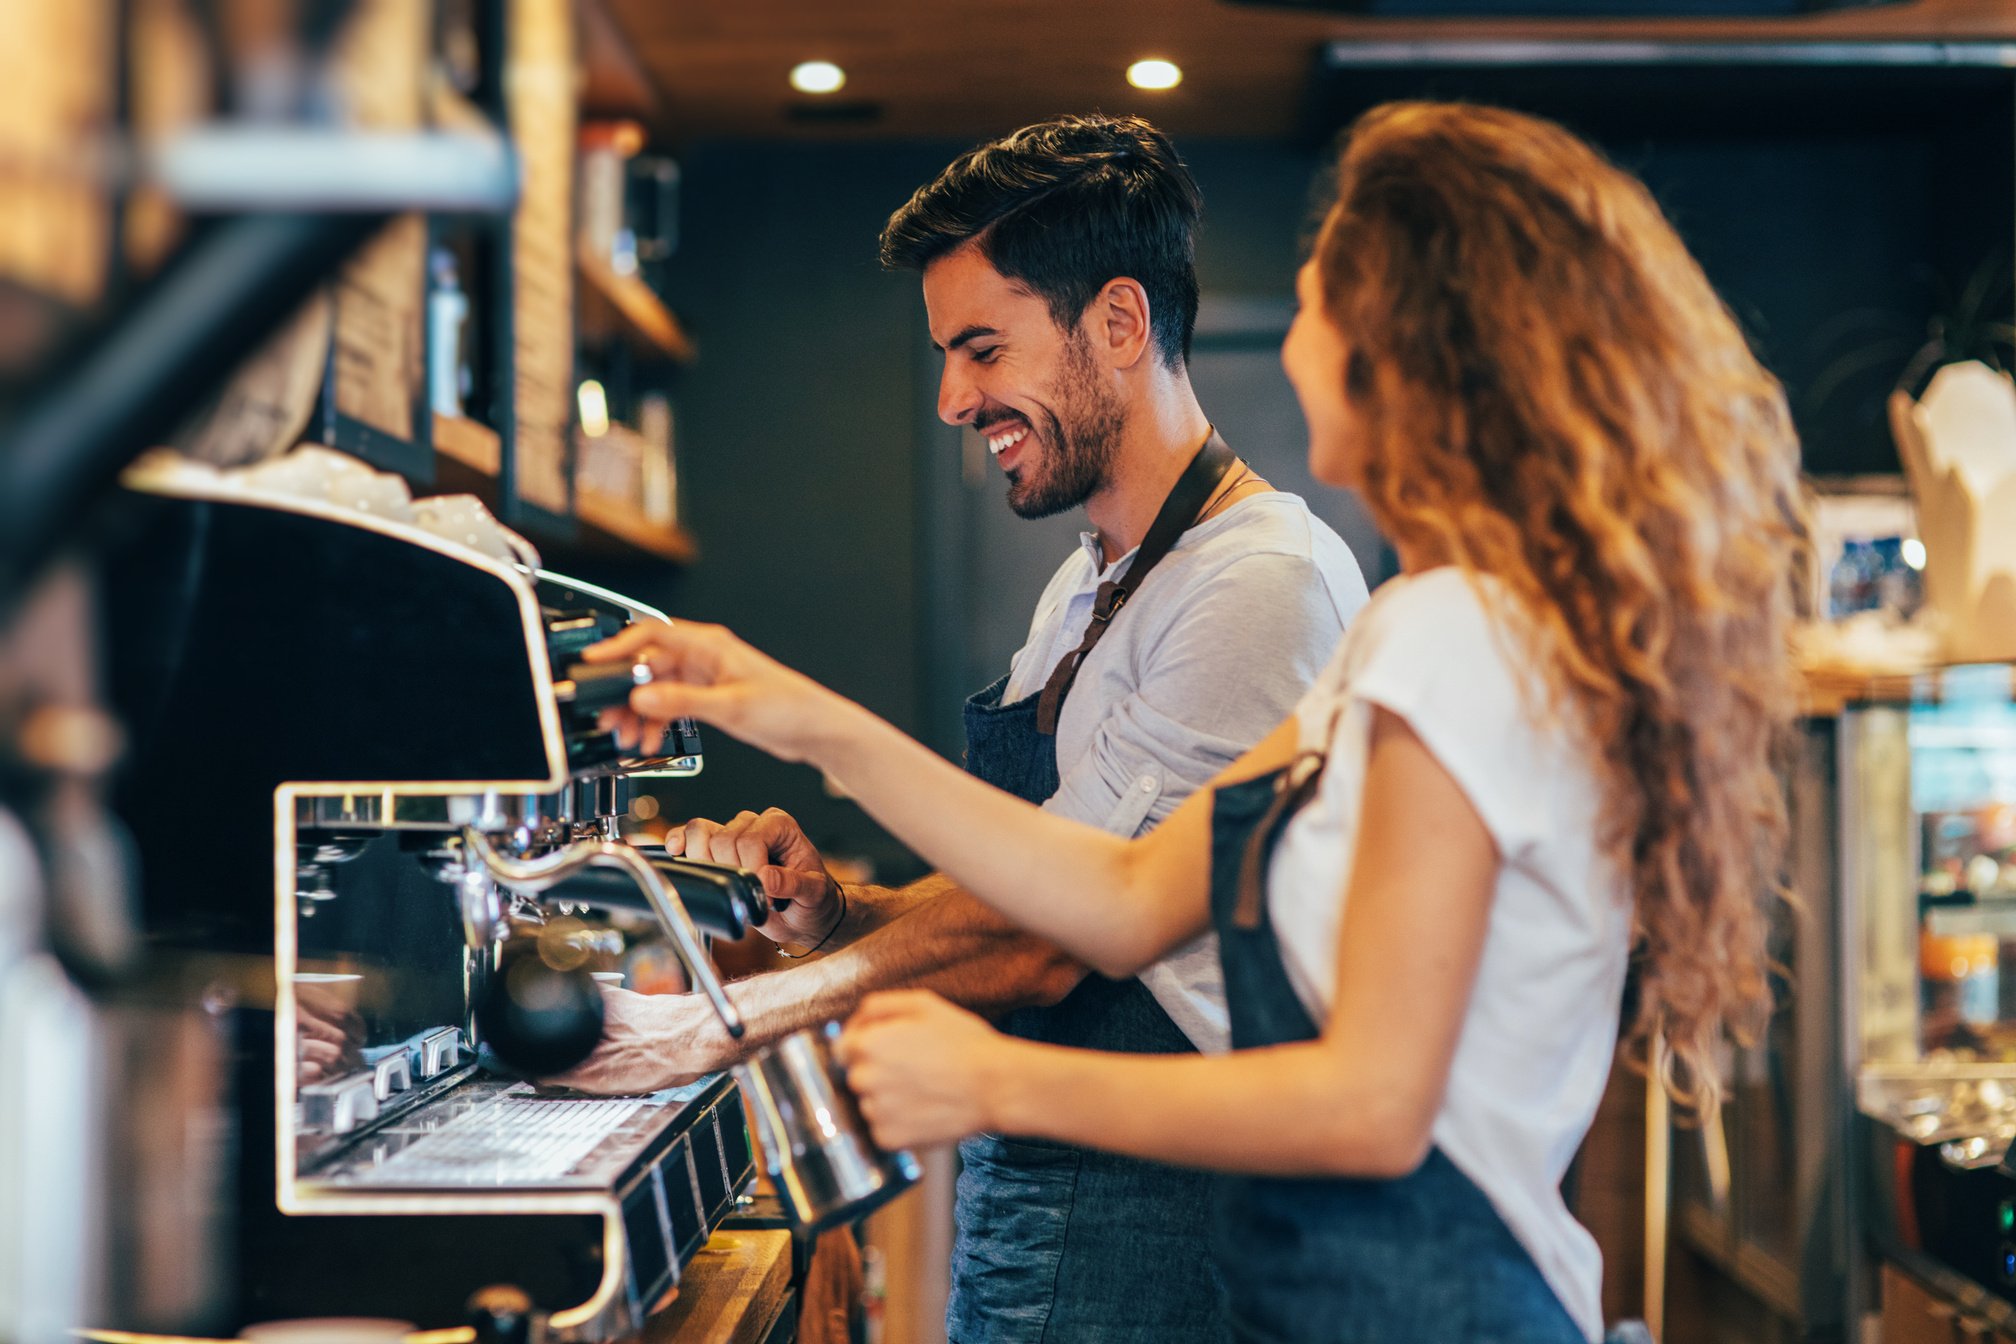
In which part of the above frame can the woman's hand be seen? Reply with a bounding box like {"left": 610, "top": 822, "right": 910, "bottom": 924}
{"left": 583, "top": 619, "right": 851, "bottom": 766}
{"left": 837, "top": 990, "right": 1027, "bottom": 1151}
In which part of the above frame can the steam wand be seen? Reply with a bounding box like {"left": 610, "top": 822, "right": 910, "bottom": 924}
{"left": 460, "top": 828, "right": 746, "bottom": 1039}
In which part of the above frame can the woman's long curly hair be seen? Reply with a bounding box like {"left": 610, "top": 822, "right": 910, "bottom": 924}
{"left": 1315, "top": 102, "right": 1807, "bottom": 1109}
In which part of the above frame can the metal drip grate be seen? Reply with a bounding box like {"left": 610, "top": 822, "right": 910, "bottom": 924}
{"left": 362, "top": 1091, "right": 643, "bottom": 1186}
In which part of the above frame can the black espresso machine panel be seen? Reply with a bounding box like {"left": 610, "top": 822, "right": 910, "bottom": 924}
{"left": 100, "top": 470, "right": 765, "bottom": 1338}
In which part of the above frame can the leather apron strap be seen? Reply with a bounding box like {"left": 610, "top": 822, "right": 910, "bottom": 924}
{"left": 1232, "top": 697, "right": 1347, "bottom": 929}
{"left": 1232, "top": 749, "right": 1328, "bottom": 930}
{"left": 1035, "top": 429, "right": 1236, "bottom": 736}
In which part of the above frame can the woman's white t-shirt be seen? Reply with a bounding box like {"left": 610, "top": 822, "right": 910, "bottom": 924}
{"left": 1264, "top": 568, "right": 1632, "bottom": 1344}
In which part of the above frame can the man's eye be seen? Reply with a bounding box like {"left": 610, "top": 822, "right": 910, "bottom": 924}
{"left": 971, "top": 347, "right": 1001, "bottom": 364}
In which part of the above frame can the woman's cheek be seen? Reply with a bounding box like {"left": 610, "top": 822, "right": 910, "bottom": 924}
{"left": 1307, "top": 427, "right": 1359, "bottom": 490}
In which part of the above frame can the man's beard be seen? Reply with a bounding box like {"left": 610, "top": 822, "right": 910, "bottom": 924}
{"left": 1006, "top": 338, "right": 1125, "bottom": 520}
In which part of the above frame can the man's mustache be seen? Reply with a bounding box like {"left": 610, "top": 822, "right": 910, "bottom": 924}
{"left": 973, "top": 409, "right": 1030, "bottom": 435}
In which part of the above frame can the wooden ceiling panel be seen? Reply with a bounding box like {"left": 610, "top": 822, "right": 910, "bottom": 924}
{"left": 608, "top": 0, "right": 2016, "bottom": 141}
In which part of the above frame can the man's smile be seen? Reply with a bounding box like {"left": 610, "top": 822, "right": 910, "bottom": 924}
{"left": 976, "top": 411, "right": 1035, "bottom": 470}
{"left": 986, "top": 423, "right": 1030, "bottom": 458}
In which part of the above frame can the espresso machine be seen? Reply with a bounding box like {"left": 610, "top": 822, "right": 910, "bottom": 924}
{"left": 93, "top": 462, "right": 767, "bottom": 1337}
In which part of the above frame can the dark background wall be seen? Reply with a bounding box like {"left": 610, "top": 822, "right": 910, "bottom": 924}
{"left": 575, "top": 102, "right": 2011, "bottom": 882}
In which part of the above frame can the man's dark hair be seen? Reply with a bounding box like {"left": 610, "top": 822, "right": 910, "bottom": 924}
{"left": 879, "top": 114, "right": 1203, "bottom": 368}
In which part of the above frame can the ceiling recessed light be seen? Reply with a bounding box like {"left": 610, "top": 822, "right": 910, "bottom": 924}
{"left": 790, "top": 61, "right": 847, "bottom": 95}
{"left": 1127, "top": 59, "right": 1182, "bottom": 92}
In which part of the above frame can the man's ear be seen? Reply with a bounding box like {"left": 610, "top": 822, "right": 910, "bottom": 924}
{"left": 1086, "top": 277, "right": 1153, "bottom": 370}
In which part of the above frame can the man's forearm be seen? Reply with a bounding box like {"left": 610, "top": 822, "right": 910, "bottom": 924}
{"left": 818, "top": 872, "right": 960, "bottom": 951}
{"left": 709, "top": 888, "right": 1090, "bottom": 1056}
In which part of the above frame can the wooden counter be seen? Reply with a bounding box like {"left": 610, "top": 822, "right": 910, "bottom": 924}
{"left": 1883, "top": 1259, "right": 2016, "bottom": 1344}
{"left": 644, "top": 1229, "right": 795, "bottom": 1344}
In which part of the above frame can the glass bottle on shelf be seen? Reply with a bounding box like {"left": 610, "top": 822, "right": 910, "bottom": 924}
{"left": 427, "top": 246, "right": 470, "bottom": 419}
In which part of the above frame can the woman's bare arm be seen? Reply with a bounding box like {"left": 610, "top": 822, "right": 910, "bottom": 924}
{"left": 583, "top": 619, "right": 1298, "bottom": 976}
{"left": 840, "top": 706, "right": 1500, "bottom": 1178}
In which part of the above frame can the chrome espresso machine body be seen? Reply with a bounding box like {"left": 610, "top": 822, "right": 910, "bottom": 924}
{"left": 100, "top": 474, "right": 763, "bottom": 1336}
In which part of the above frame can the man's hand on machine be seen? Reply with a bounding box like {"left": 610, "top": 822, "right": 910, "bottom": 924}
{"left": 663, "top": 807, "right": 844, "bottom": 948}
{"left": 537, "top": 986, "right": 735, "bottom": 1094}
{"left": 585, "top": 619, "right": 845, "bottom": 764}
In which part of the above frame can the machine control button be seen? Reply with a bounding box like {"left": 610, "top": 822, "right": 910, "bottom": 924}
{"left": 544, "top": 613, "right": 626, "bottom": 670}
{"left": 418, "top": 1027, "right": 463, "bottom": 1078}
{"left": 302, "top": 1071, "right": 380, "bottom": 1135}
{"left": 372, "top": 1051, "right": 413, "bottom": 1101}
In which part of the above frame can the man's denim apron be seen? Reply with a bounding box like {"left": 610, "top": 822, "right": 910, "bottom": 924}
{"left": 1201, "top": 760, "right": 1587, "bottom": 1344}
{"left": 946, "top": 673, "right": 1227, "bottom": 1344}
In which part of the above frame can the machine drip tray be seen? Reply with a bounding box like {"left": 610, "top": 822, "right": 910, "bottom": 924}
{"left": 239, "top": 1073, "right": 754, "bottom": 1336}
{"left": 360, "top": 1092, "right": 644, "bottom": 1185}
{"left": 308, "top": 1075, "right": 718, "bottom": 1191}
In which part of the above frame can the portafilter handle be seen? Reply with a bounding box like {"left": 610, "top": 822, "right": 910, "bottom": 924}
{"left": 460, "top": 828, "right": 745, "bottom": 1039}
{"left": 552, "top": 659, "right": 651, "bottom": 715}
{"left": 523, "top": 856, "right": 770, "bottom": 940}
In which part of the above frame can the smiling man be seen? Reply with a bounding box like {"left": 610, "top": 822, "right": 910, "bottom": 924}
{"left": 554, "top": 115, "right": 1369, "bottom": 1341}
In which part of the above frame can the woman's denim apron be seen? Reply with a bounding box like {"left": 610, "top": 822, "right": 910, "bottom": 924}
{"left": 946, "top": 674, "right": 1227, "bottom": 1344}
{"left": 1202, "top": 759, "right": 1588, "bottom": 1344}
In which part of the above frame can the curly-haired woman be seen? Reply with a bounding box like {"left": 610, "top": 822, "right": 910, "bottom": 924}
{"left": 587, "top": 102, "right": 1807, "bottom": 1342}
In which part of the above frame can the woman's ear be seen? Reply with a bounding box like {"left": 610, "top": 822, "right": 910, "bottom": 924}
{"left": 1346, "top": 349, "right": 1374, "bottom": 397}
{"left": 1089, "top": 277, "right": 1153, "bottom": 370}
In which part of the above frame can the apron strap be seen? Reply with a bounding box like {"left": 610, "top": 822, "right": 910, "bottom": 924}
{"left": 1232, "top": 697, "right": 1348, "bottom": 929}
{"left": 1232, "top": 749, "right": 1327, "bottom": 929}
{"left": 1035, "top": 429, "right": 1236, "bottom": 736}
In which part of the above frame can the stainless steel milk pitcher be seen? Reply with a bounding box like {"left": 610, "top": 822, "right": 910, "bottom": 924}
{"left": 734, "top": 1021, "right": 921, "bottom": 1231}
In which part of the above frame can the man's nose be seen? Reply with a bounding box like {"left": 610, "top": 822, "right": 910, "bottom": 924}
{"left": 938, "top": 360, "right": 982, "bottom": 427}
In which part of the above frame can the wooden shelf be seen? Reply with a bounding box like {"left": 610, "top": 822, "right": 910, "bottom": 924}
{"left": 433, "top": 412, "right": 501, "bottom": 476}
{"left": 434, "top": 413, "right": 696, "bottom": 566}
{"left": 430, "top": 413, "right": 508, "bottom": 514}
{"left": 577, "top": 240, "right": 696, "bottom": 362}
{"left": 575, "top": 486, "right": 698, "bottom": 565}
{"left": 1799, "top": 658, "right": 2016, "bottom": 717}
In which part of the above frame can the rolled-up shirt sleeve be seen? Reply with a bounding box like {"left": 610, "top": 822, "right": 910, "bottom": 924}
{"left": 1045, "top": 551, "right": 1350, "bottom": 836}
